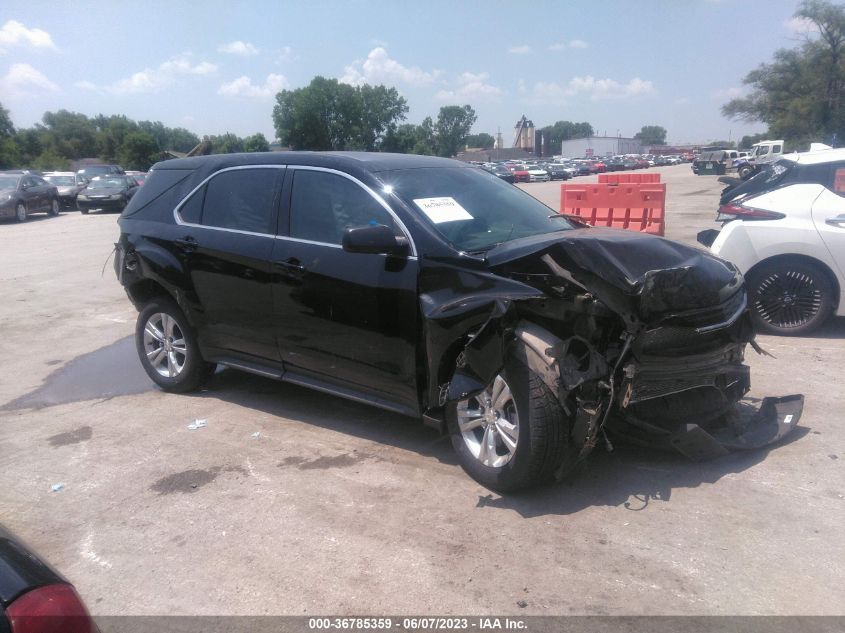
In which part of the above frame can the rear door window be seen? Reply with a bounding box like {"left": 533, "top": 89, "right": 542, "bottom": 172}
{"left": 199, "top": 168, "right": 281, "bottom": 234}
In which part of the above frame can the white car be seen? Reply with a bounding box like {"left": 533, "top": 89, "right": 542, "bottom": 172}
{"left": 527, "top": 167, "right": 550, "bottom": 182}
{"left": 701, "top": 147, "right": 845, "bottom": 335}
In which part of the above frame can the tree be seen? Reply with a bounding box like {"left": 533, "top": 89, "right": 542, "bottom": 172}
{"left": 272, "top": 76, "right": 408, "bottom": 150}
{"left": 244, "top": 133, "right": 270, "bottom": 152}
{"left": 722, "top": 0, "right": 845, "bottom": 146}
{"left": 0, "top": 102, "right": 19, "bottom": 168}
{"left": 433, "top": 105, "right": 477, "bottom": 157}
{"left": 540, "top": 121, "right": 594, "bottom": 150}
{"left": 0, "top": 102, "right": 14, "bottom": 138}
{"left": 739, "top": 132, "right": 770, "bottom": 149}
{"left": 465, "top": 132, "right": 495, "bottom": 149}
{"left": 634, "top": 125, "right": 668, "bottom": 145}
{"left": 119, "top": 131, "right": 159, "bottom": 170}
{"left": 40, "top": 110, "right": 98, "bottom": 158}
{"left": 206, "top": 133, "right": 245, "bottom": 154}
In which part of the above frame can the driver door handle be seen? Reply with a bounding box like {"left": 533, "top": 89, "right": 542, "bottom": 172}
{"left": 273, "top": 258, "right": 305, "bottom": 273}
{"left": 174, "top": 236, "right": 198, "bottom": 253}
{"left": 825, "top": 214, "right": 845, "bottom": 227}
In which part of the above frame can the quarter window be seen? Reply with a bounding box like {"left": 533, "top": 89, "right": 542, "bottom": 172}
{"left": 199, "top": 168, "right": 279, "bottom": 234}
{"left": 832, "top": 166, "right": 845, "bottom": 196}
{"left": 289, "top": 170, "right": 395, "bottom": 245}
{"left": 178, "top": 185, "right": 205, "bottom": 224}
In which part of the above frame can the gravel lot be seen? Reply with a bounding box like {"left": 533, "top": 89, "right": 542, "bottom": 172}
{"left": 0, "top": 164, "right": 843, "bottom": 617}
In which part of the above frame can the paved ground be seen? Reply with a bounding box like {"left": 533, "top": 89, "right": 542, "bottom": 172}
{"left": 0, "top": 164, "right": 843, "bottom": 617}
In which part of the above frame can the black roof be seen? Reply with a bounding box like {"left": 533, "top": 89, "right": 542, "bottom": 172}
{"left": 153, "top": 151, "right": 467, "bottom": 174}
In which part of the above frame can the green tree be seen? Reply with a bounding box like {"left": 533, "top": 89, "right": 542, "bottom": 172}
{"left": 540, "top": 121, "right": 594, "bottom": 150}
{"left": 244, "top": 133, "right": 270, "bottom": 152}
{"left": 0, "top": 102, "right": 19, "bottom": 168}
{"left": 722, "top": 0, "right": 845, "bottom": 145}
{"left": 119, "top": 131, "right": 159, "bottom": 170}
{"left": 206, "top": 133, "right": 245, "bottom": 154}
{"left": 739, "top": 132, "right": 770, "bottom": 149}
{"left": 40, "top": 110, "right": 98, "bottom": 159}
{"left": 32, "top": 147, "right": 70, "bottom": 171}
{"left": 634, "top": 125, "right": 668, "bottom": 145}
{"left": 0, "top": 102, "right": 14, "bottom": 138}
{"left": 465, "top": 132, "right": 495, "bottom": 149}
{"left": 273, "top": 76, "right": 408, "bottom": 150}
{"left": 433, "top": 105, "right": 477, "bottom": 157}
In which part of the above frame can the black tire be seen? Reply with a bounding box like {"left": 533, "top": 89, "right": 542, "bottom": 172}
{"left": 80, "top": 208, "right": 89, "bottom": 214}
{"left": 738, "top": 165, "right": 755, "bottom": 180}
{"left": 48, "top": 198, "right": 60, "bottom": 216}
{"left": 746, "top": 259, "right": 835, "bottom": 336}
{"left": 15, "top": 201, "right": 26, "bottom": 223}
{"left": 135, "top": 296, "right": 216, "bottom": 392}
{"left": 447, "top": 357, "right": 569, "bottom": 492}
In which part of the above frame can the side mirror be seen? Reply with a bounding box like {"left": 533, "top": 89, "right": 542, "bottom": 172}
{"left": 342, "top": 224, "right": 408, "bottom": 256}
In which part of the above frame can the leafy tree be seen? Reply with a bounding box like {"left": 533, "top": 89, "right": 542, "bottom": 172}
{"left": 722, "top": 0, "right": 845, "bottom": 145}
{"left": 119, "top": 131, "right": 159, "bottom": 170}
{"left": 32, "top": 148, "right": 70, "bottom": 171}
{"left": 707, "top": 140, "right": 737, "bottom": 149}
{"left": 634, "top": 125, "right": 668, "bottom": 145}
{"left": 465, "top": 132, "right": 495, "bottom": 149}
{"left": 244, "top": 133, "right": 270, "bottom": 152}
{"left": 273, "top": 76, "right": 407, "bottom": 150}
{"left": 206, "top": 133, "right": 245, "bottom": 154}
{"left": 739, "top": 132, "right": 770, "bottom": 149}
{"left": 0, "top": 102, "right": 14, "bottom": 138}
{"left": 540, "top": 121, "right": 594, "bottom": 150}
{"left": 0, "top": 102, "right": 19, "bottom": 168}
{"left": 381, "top": 124, "right": 422, "bottom": 153}
{"left": 40, "top": 110, "right": 98, "bottom": 158}
{"left": 433, "top": 105, "right": 477, "bottom": 157}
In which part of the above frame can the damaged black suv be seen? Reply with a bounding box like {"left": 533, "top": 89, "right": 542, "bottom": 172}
{"left": 115, "top": 153, "right": 802, "bottom": 491}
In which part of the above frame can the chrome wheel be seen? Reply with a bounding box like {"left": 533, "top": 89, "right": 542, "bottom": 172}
{"left": 753, "top": 269, "right": 822, "bottom": 330}
{"left": 456, "top": 374, "right": 520, "bottom": 468}
{"left": 142, "top": 312, "right": 188, "bottom": 378}
{"left": 15, "top": 202, "right": 26, "bottom": 222}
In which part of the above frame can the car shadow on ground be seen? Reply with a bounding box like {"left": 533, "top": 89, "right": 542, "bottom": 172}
{"left": 0, "top": 213, "right": 59, "bottom": 225}
{"left": 195, "top": 367, "right": 810, "bottom": 516}
{"left": 812, "top": 315, "right": 845, "bottom": 339}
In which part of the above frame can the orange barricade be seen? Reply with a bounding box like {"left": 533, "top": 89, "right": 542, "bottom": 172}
{"left": 598, "top": 173, "right": 661, "bottom": 184}
{"left": 560, "top": 183, "right": 666, "bottom": 236}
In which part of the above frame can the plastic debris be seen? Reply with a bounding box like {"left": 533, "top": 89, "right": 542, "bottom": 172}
{"left": 251, "top": 432, "right": 261, "bottom": 438}
{"left": 51, "top": 483, "right": 65, "bottom": 493}
{"left": 187, "top": 419, "right": 207, "bottom": 430}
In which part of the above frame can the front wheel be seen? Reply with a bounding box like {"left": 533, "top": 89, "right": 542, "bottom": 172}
{"left": 15, "top": 202, "right": 26, "bottom": 222}
{"left": 80, "top": 208, "right": 89, "bottom": 215}
{"left": 447, "top": 360, "right": 569, "bottom": 491}
{"left": 135, "top": 296, "right": 216, "bottom": 392}
{"left": 48, "top": 198, "right": 60, "bottom": 216}
{"left": 738, "top": 165, "right": 755, "bottom": 179}
{"left": 746, "top": 260, "right": 835, "bottom": 336}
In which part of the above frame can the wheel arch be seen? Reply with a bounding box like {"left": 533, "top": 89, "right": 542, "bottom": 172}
{"left": 745, "top": 253, "right": 841, "bottom": 309}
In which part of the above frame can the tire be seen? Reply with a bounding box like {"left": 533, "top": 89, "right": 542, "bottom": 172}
{"left": 15, "top": 202, "right": 26, "bottom": 223}
{"left": 48, "top": 198, "right": 60, "bottom": 216}
{"left": 738, "top": 165, "right": 754, "bottom": 180}
{"left": 135, "top": 296, "right": 216, "bottom": 392}
{"left": 746, "top": 260, "right": 835, "bottom": 336}
{"left": 80, "top": 208, "right": 89, "bottom": 215}
{"left": 447, "top": 357, "right": 568, "bottom": 491}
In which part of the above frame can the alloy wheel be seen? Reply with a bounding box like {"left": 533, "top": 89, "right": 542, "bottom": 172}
{"left": 142, "top": 312, "right": 188, "bottom": 378}
{"left": 753, "top": 269, "right": 823, "bottom": 330}
{"left": 455, "top": 374, "right": 520, "bottom": 468}
{"left": 15, "top": 202, "right": 26, "bottom": 222}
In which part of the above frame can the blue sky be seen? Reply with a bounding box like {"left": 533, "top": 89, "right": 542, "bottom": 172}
{"left": 0, "top": 0, "right": 817, "bottom": 146}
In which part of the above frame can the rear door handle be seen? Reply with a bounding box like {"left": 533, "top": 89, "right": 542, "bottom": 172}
{"left": 175, "top": 236, "right": 198, "bottom": 253}
{"left": 273, "top": 258, "right": 305, "bottom": 273}
{"left": 825, "top": 214, "right": 845, "bottom": 227}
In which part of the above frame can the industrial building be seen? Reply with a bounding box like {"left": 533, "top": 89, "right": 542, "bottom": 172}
{"left": 560, "top": 136, "right": 643, "bottom": 158}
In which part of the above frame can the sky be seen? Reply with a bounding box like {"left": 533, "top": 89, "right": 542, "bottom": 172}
{"left": 0, "top": 0, "right": 820, "bottom": 147}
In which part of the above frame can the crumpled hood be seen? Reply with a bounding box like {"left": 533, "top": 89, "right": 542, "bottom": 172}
{"left": 486, "top": 228, "right": 743, "bottom": 325}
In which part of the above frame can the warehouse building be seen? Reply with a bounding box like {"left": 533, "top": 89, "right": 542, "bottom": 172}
{"left": 560, "top": 136, "right": 642, "bottom": 158}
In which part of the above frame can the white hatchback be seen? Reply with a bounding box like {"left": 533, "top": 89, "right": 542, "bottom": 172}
{"left": 701, "top": 147, "right": 845, "bottom": 335}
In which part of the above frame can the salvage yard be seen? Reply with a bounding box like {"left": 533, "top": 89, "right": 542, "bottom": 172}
{"left": 0, "top": 164, "right": 843, "bottom": 616}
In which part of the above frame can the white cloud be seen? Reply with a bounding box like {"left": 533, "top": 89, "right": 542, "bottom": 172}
{"left": 508, "top": 45, "right": 531, "bottom": 55}
{"left": 0, "top": 20, "right": 57, "bottom": 52}
{"left": 340, "top": 47, "right": 440, "bottom": 86}
{"left": 436, "top": 71, "right": 502, "bottom": 102}
{"left": 218, "top": 40, "right": 259, "bottom": 56}
{"left": 277, "top": 46, "right": 294, "bottom": 63}
{"left": 548, "top": 39, "right": 588, "bottom": 50}
{"left": 569, "top": 39, "right": 588, "bottom": 49}
{"left": 785, "top": 16, "right": 819, "bottom": 35}
{"left": 713, "top": 86, "right": 745, "bottom": 100}
{"left": 0, "top": 63, "right": 59, "bottom": 98}
{"left": 107, "top": 55, "right": 217, "bottom": 94}
{"left": 524, "top": 75, "right": 654, "bottom": 105}
{"left": 218, "top": 73, "right": 288, "bottom": 98}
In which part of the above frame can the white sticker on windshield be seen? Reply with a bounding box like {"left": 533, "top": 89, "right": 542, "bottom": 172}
{"left": 413, "top": 197, "right": 473, "bottom": 224}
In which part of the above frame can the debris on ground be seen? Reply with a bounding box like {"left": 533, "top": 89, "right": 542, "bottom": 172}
{"left": 187, "top": 419, "right": 207, "bottom": 430}
{"left": 50, "top": 483, "right": 65, "bottom": 492}
{"left": 517, "top": 600, "right": 528, "bottom": 608}
{"left": 251, "top": 432, "right": 261, "bottom": 438}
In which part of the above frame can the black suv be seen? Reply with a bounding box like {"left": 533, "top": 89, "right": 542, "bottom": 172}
{"left": 115, "top": 152, "right": 801, "bottom": 491}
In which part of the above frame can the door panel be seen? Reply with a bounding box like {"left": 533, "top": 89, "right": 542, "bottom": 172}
{"left": 811, "top": 186, "right": 845, "bottom": 280}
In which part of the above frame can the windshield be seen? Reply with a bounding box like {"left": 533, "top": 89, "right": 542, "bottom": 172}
{"left": 381, "top": 166, "right": 573, "bottom": 252}
{"left": 0, "top": 175, "right": 20, "bottom": 189}
{"left": 45, "top": 176, "right": 76, "bottom": 186}
{"left": 721, "top": 159, "right": 796, "bottom": 204}
{"left": 88, "top": 177, "right": 126, "bottom": 189}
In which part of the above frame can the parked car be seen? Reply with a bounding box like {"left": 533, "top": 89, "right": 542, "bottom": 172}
{"left": 510, "top": 166, "right": 530, "bottom": 183}
{"left": 77, "top": 175, "right": 139, "bottom": 214}
{"left": 0, "top": 172, "right": 60, "bottom": 222}
{"left": 698, "top": 148, "right": 845, "bottom": 335}
{"left": 77, "top": 164, "right": 125, "bottom": 180}
{"left": 0, "top": 524, "right": 98, "bottom": 633}
{"left": 43, "top": 172, "right": 89, "bottom": 210}
{"left": 604, "top": 157, "right": 626, "bottom": 172}
{"left": 545, "top": 164, "right": 571, "bottom": 181}
{"left": 114, "top": 152, "right": 801, "bottom": 491}
{"left": 125, "top": 170, "right": 149, "bottom": 186}
{"left": 482, "top": 164, "right": 515, "bottom": 184}
{"left": 526, "top": 166, "right": 550, "bottom": 182}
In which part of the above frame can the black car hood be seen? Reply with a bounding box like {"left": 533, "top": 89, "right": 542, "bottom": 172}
{"left": 486, "top": 228, "right": 743, "bottom": 326}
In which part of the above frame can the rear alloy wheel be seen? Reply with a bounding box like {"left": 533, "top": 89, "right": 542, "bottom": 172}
{"left": 136, "top": 297, "right": 215, "bottom": 392}
{"left": 747, "top": 260, "right": 835, "bottom": 336}
{"left": 49, "top": 198, "right": 60, "bottom": 216}
{"left": 447, "top": 359, "right": 568, "bottom": 492}
{"left": 15, "top": 202, "right": 26, "bottom": 222}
